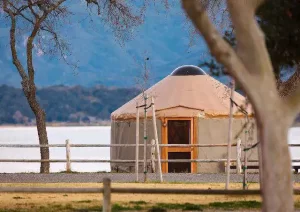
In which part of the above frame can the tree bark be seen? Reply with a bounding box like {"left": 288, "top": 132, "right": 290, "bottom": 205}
{"left": 258, "top": 114, "right": 294, "bottom": 212}
{"left": 278, "top": 66, "right": 300, "bottom": 98}
{"left": 22, "top": 80, "right": 50, "bottom": 173}
{"left": 181, "top": 0, "right": 297, "bottom": 211}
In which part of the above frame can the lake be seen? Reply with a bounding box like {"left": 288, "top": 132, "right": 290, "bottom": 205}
{"left": 0, "top": 126, "right": 299, "bottom": 173}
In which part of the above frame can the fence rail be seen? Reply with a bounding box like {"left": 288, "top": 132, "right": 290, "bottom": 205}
{"left": 1, "top": 143, "right": 299, "bottom": 148}
{"left": 0, "top": 143, "right": 243, "bottom": 148}
{"left": 0, "top": 178, "right": 299, "bottom": 212}
{"left": 1, "top": 142, "right": 300, "bottom": 178}
{"left": 0, "top": 142, "right": 299, "bottom": 165}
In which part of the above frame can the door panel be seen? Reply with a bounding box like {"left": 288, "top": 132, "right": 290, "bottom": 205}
{"left": 166, "top": 119, "right": 193, "bottom": 173}
{"left": 168, "top": 152, "right": 191, "bottom": 173}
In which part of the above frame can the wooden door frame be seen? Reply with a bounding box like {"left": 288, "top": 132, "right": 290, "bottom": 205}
{"left": 161, "top": 117, "right": 198, "bottom": 173}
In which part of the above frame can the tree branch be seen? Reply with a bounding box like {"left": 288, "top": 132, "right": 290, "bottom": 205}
{"left": 3, "top": 0, "right": 28, "bottom": 81}
{"left": 181, "top": 0, "right": 256, "bottom": 101}
{"left": 26, "top": 0, "right": 67, "bottom": 82}
{"left": 28, "top": 0, "right": 40, "bottom": 19}
{"left": 278, "top": 66, "right": 300, "bottom": 98}
{"left": 227, "top": 0, "right": 274, "bottom": 79}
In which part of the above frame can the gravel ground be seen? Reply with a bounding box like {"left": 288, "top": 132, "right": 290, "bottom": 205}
{"left": 0, "top": 173, "right": 299, "bottom": 183}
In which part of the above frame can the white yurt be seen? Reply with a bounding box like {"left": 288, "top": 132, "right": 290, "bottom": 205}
{"left": 111, "top": 65, "right": 257, "bottom": 173}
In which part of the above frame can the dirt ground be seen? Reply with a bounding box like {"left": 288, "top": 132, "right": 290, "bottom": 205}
{"left": 0, "top": 182, "right": 299, "bottom": 210}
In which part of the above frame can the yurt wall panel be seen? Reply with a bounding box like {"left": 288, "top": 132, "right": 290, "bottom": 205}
{"left": 196, "top": 117, "right": 258, "bottom": 173}
{"left": 110, "top": 119, "right": 162, "bottom": 172}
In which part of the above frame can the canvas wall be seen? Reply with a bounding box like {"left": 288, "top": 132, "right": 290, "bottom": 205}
{"left": 110, "top": 119, "right": 162, "bottom": 172}
{"left": 110, "top": 117, "right": 258, "bottom": 173}
{"left": 196, "top": 117, "right": 258, "bottom": 173}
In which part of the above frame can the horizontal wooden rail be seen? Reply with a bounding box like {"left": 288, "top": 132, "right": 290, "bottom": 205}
{"left": 0, "top": 186, "right": 300, "bottom": 195}
{"left": 0, "top": 159, "right": 299, "bottom": 163}
{"left": 0, "top": 187, "right": 103, "bottom": 193}
{"left": 1, "top": 143, "right": 299, "bottom": 148}
{"left": 112, "top": 188, "right": 262, "bottom": 195}
{"left": 0, "top": 159, "right": 147, "bottom": 163}
{"left": 0, "top": 143, "right": 239, "bottom": 148}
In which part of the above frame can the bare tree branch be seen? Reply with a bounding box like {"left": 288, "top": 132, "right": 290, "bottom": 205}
{"left": 181, "top": 0, "right": 256, "bottom": 102}
{"left": 28, "top": 0, "right": 39, "bottom": 19}
{"left": 3, "top": 0, "right": 28, "bottom": 81}
{"left": 227, "top": 0, "right": 274, "bottom": 78}
{"left": 26, "top": 0, "right": 67, "bottom": 82}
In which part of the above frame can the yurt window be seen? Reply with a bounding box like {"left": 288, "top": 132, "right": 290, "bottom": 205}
{"left": 167, "top": 120, "right": 191, "bottom": 144}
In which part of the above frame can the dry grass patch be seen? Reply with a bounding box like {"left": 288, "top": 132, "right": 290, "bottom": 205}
{"left": 0, "top": 182, "right": 299, "bottom": 210}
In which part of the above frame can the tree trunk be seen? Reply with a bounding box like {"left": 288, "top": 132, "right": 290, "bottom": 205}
{"left": 278, "top": 66, "right": 300, "bottom": 98}
{"left": 35, "top": 108, "right": 50, "bottom": 173}
{"left": 22, "top": 81, "right": 50, "bottom": 173}
{"left": 259, "top": 116, "right": 294, "bottom": 212}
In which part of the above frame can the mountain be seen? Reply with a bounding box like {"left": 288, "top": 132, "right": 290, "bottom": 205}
{"left": 0, "top": 84, "right": 139, "bottom": 125}
{"left": 0, "top": 1, "right": 225, "bottom": 88}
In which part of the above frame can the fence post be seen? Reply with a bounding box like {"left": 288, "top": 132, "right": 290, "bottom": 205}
{"left": 65, "top": 139, "right": 71, "bottom": 173}
{"left": 103, "top": 178, "right": 111, "bottom": 212}
{"left": 150, "top": 139, "right": 156, "bottom": 173}
{"left": 143, "top": 94, "right": 148, "bottom": 183}
{"left": 236, "top": 138, "right": 242, "bottom": 174}
{"left": 225, "top": 79, "right": 235, "bottom": 190}
{"left": 135, "top": 101, "right": 140, "bottom": 182}
{"left": 151, "top": 96, "right": 163, "bottom": 182}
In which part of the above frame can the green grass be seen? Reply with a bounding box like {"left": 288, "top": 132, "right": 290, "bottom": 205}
{"left": 5, "top": 200, "right": 299, "bottom": 211}
{"left": 129, "top": 200, "right": 148, "bottom": 205}
{"left": 12, "top": 196, "right": 24, "bottom": 200}
{"left": 74, "top": 200, "right": 93, "bottom": 203}
{"left": 155, "top": 203, "right": 204, "bottom": 211}
{"left": 209, "top": 201, "right": 262, "bottom": 209}
{"left": 111, "top": 203, "right": 133, "bottom": 211}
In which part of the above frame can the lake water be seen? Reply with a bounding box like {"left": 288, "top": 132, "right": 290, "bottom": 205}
{"left": 0, "top": 126, "right": 299, "bottom": 173}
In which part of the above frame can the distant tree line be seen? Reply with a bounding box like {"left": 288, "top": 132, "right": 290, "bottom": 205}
{"left": 0, "top": 85, "right": 139, "bottom": 125}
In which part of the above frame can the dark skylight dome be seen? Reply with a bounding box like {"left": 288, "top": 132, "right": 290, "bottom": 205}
{"left": 170, "top": 65, "right": 206, "bottom": 76}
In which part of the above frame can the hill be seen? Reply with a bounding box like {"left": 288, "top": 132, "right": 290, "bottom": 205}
{"left": 0, "top": 1, "right": 212, "bottom": 88}
{"left": 0, "top": 85, "right": 139, "bottom": 125}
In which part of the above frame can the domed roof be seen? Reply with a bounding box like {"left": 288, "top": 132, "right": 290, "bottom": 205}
{"left": 171, "top": 65, "right": 206, "bottom": 76}
{"left": 111, "top": 68, "right": 252, "bottom": 120}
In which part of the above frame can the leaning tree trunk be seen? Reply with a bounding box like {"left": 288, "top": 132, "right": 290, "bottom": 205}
{"left": 23, "top": 82, "right": 50, "bottom": 173}
{"left": 35, "top": 108, "right": 50, "bottom": 173}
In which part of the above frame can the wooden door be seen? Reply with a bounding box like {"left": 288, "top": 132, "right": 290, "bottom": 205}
{"left": 161, "top": 118, "right": 197, "bottom": 173}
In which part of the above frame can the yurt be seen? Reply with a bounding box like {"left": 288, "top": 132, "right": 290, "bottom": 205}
{"left": 111, "top": 65, "right": 257, "bottom": 173}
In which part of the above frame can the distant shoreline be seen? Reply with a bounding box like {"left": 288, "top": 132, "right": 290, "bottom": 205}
{"left": 0, "top": 122, "right": 111, "bottom": 128}
{"left": 1, "top": 121, "right": 299, "bottom": 128}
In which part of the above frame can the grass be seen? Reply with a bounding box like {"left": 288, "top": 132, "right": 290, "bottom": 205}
{"left": 209, "top": 201, "right": 262, "bottom": 209}
{"left": 129, "top": 200, "right": 148, "bottom": 205}
{"left": 0, "top": 200, "right": 299, "bottom": 211}
{"left": 155, "top": 203, "right": 204, "bottom": 211}
{"left": 12, "top": 196, "right": 25, "bottom": 200}
{"left": 74, "top": 200, "right": 92, "bottom": 203}
{"left": 0, "top": 201, "right": 263, "bottom": 211}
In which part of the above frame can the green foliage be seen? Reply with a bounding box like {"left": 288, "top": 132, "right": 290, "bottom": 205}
{"left": 257, "top": 0, "right": 300, "bottom": 75}
{"left": 0, "top": 85, "right": 139, "bottom": 124}
{"left": 200, "top": 0, "right": 300, "bottom": 79}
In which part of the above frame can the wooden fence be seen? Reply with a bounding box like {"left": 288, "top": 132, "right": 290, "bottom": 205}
{"left": 0, "top": 178, "right": 300, "bottom": 212}
{"left": 0, "top": 141, "right": 300, "bottom": 174}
